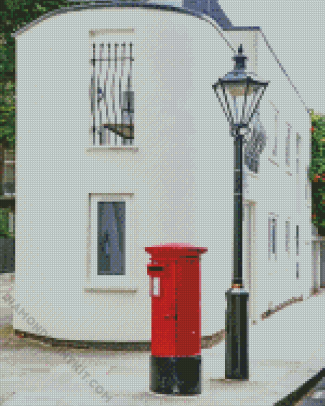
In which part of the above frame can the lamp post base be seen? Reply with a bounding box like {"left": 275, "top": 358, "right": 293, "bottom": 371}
{"left": 225, "top": 287, "right": 249, "bottom": 380}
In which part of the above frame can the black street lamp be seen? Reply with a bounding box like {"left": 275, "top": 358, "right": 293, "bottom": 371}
{"left": 212, "top": 44, "right": 269, "bottom": 380}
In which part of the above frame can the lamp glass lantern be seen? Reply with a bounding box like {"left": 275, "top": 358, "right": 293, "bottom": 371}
{"left": 213, "top": 44, "right": 269, "bottom": 137}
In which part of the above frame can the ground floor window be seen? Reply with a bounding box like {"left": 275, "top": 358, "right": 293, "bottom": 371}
{"left": 97, "top": 201, "right": 125, "bottom": 275}
{"left": 268, "top": 215, "right": 277, "bottom": 260}
{"left": 285, "top": 220, "right": 290, "bottom": 255}
{"left": 89, "top": 193, "right": 133, "bottom": 286}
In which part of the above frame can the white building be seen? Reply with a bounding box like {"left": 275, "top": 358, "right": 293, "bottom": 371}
{"left": 12, "top": 0, "right": 312, "bottom": 346}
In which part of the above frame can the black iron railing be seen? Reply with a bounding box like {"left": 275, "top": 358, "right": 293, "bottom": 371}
{"left": 90, "top": 42, "right": 134, "bottom": 146}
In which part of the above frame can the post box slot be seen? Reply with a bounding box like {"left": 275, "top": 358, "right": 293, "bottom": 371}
{"left": 149, "top": 266, "right": 164, "bottom": 272}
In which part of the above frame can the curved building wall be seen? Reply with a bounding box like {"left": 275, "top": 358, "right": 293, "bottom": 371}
{"left": 14, "top": 6, "right": 233, "bottom": 340}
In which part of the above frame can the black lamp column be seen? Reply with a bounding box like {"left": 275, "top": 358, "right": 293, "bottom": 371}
{"left": 224, "top": 123, "right": 249, "bottom": 380}
{"left": 213, "top": 44, "right": 269, "bottom": 380}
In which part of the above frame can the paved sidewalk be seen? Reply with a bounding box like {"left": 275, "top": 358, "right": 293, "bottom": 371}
{"left": 0, "top": 283, "right": 325, "bottom": 405}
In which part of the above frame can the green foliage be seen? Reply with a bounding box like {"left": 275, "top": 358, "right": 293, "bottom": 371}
{"left": 0, "top": 0, "right": 70, "bottom": 148}
{"left": 0, "top": 82, "right": 15, "bottom": 148}
{"left": 309, "top": 110, "right": 325, "bottom": 234}
{"left": 309, "top": 112, "right": 325, "bottom": 180}
{"left": 0, "top": 208, "right": 13, "bottom": 238}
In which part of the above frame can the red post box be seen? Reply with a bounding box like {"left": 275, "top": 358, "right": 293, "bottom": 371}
{"left": 145, "top": 243, "right": 208, "bottom": 395}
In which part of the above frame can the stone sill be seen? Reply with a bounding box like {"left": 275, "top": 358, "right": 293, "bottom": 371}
{"left": 84, "top": 287, "right": 138, "bottom": 293}
{"left": 86, "top": 146, "right": 138, "bottom": 152}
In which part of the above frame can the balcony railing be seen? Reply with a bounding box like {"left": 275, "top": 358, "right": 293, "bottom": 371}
{"left": 90, "top": 41, "right": 134, "bottom": 146}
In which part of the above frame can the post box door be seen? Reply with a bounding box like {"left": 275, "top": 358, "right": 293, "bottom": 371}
{"left": 175, "top": 257, "right": 201, "bottom": 357}
{"left": 151, "top": 263, "right": 177, "bottom": 357}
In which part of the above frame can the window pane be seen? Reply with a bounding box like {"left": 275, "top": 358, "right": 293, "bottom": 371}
{"left": 272, "top": 219, "right": 276, "bottom": 255}
{"left": 296, "top": 133, "right": 300, "bottom": 156}
{"left": 285, "top": 221, "right": 290, "bottom": 253}
{"left": 273, "top": 113, "right": 278, "bottom": 156}
{"left": 268, "top": 218, "right": 272, "bottom": 259}
{"left": 97, "top": 202, "right": 125, "bottom": 275}
{"left": 286, "top": 127, "right": 290, "bottom": 166}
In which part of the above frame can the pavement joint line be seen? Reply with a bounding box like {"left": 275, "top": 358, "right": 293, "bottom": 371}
{"left": 247, "top": 328, "right": 325, "bottom": 402}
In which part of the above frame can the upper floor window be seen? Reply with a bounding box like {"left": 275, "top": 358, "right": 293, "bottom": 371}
{"left": 296, "top": 133, "right": 301, "bottom": 175}
{"left": 285, "top": 125, "right": 291, "bottom": 166}
{"left": 272, "top": 111, "right": 279, "bottom": 157}
{"left": 90, "top": 31, "right": 134, "bottom": 147}
{"left": 296, "top": 133, "right": 301, "bottom": 156}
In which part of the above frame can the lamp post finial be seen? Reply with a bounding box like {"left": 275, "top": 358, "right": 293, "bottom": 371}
{"left": 233, "top": 44, "right": 247, "bottom": 71}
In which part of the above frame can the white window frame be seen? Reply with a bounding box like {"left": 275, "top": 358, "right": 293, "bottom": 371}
{"left": 285, "top": 124, "right": 291, "bottom": 167}
{"left": 296, "top": 133, "right": 301, "bottom": 175}
{"left": 269, "top": 102, "right": 279, "bottom": 158}
{"left": 87, "top": 193, "right": 135, "bottom": 289}
{"left": 272, "top": 111, "right": 279, "bottom": 157}
{"left": 296, "top": 132, "right": 301, "bottom": 156}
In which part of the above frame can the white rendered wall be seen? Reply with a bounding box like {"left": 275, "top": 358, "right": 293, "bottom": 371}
{"left": 14, "top": 7, "right": 236, "bottom": 340}
{"left": 246, "top": 30, "right": 311, "bottom": 314}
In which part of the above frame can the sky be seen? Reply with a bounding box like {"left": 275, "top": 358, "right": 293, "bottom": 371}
{"left": 219, "top": 0, "right": 325, "bottom": 115}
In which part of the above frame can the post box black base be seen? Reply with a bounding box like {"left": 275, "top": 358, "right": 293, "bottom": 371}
{"left": 150, "top": 355, "right": 201, "bottom": 395}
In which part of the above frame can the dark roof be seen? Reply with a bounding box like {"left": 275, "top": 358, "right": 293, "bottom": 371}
{"left": 12, "top": 0, "right": 259, "bottom": 38}
{"left": 181, "top": 0, "right": 259, "bottom": 30}
{"left": 182, "top": 0, "right": 233, "bottom": 29}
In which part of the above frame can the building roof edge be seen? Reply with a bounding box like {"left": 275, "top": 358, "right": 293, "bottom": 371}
{"left": 258, "top": 29, "right": 310, "bottom": 114}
